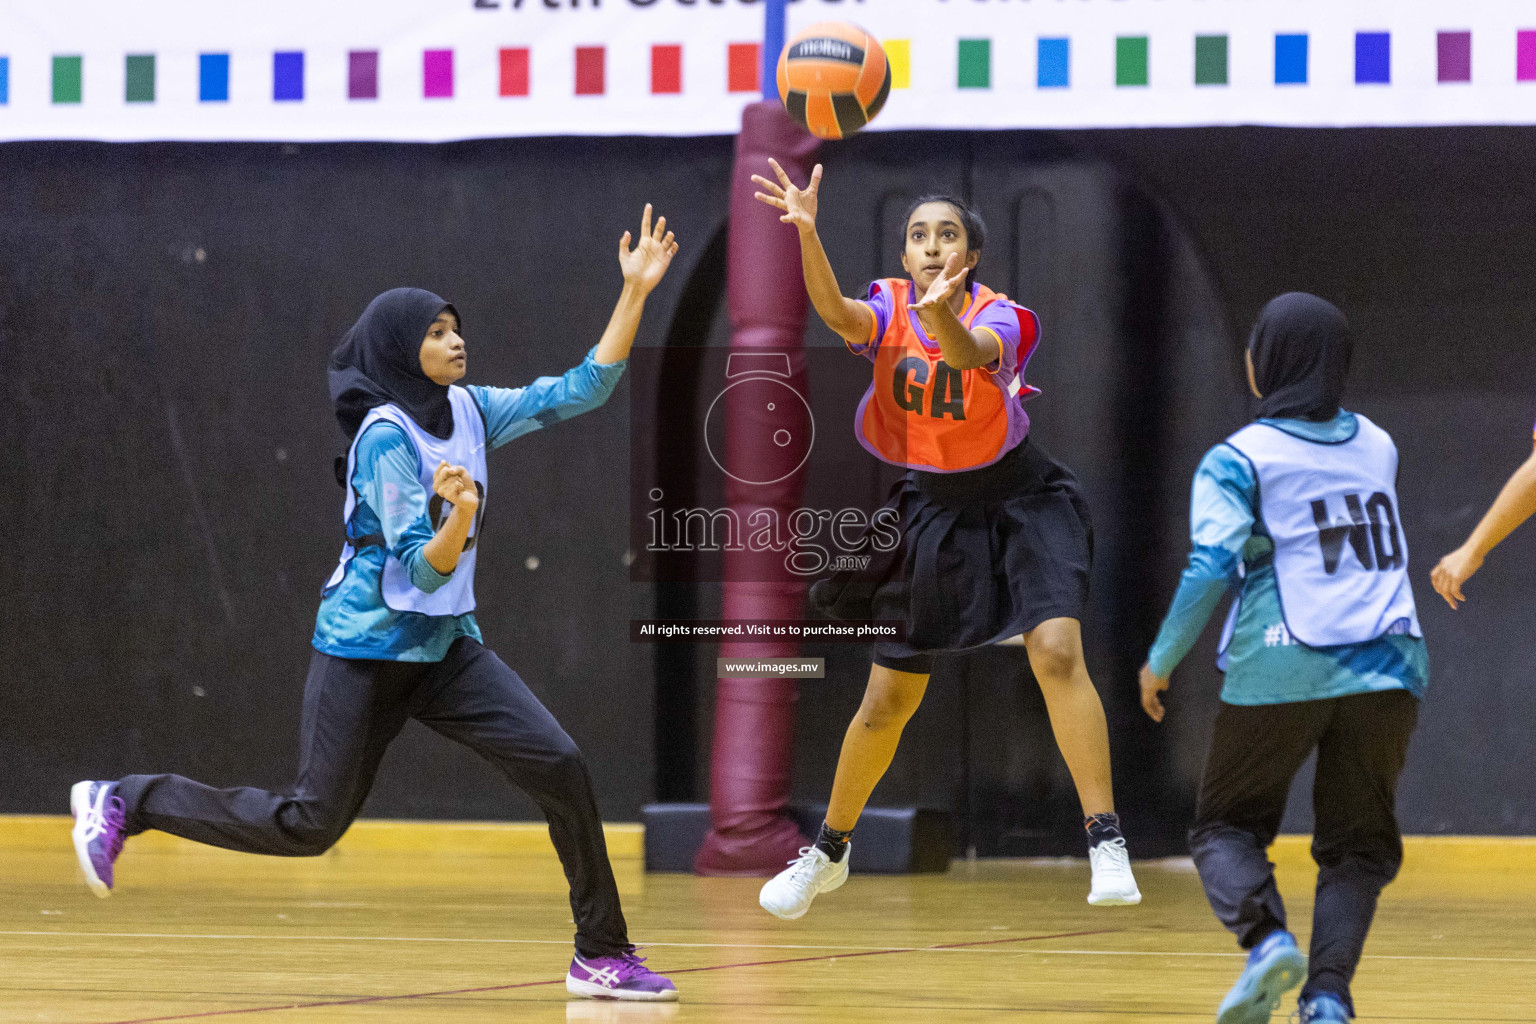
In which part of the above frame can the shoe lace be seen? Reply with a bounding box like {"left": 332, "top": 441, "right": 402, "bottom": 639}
{"left": 1093, "top": 836, "right": 1130, "bottom": 867}
{"left": 613, "top": 948, "right": 652, "bottom": 977}
{"left": 103, "top": 796, "right": 127, "bottom": 861}
{"left": 785, "top": 846, "right": 826, "bottom": 885}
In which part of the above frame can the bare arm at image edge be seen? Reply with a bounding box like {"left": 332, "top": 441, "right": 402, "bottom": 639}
{"left": 1431, "top": 438, "right": 1536, "bottom": 609}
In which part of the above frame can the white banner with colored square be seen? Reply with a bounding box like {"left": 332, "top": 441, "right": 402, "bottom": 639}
{"left": 1, "top": 0, "right": 1534, "bottom": 142}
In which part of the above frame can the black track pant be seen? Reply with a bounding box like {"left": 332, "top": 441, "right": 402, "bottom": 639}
{"left": 1189, "top": 689, "right": 1418, "bottom": 1015}
{"left": 116, "top": 637, "right": 630, "bottom": 958}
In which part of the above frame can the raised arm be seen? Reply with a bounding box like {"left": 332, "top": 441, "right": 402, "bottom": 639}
{"left": 593, "top": 203, "right": 679, "bottom": 365}
{"left": 1431, "top": 439, "right": 1536, "bottom": 609}
{"left": 751, "top": 159, "right": 874, "bottom": 347}
{"left": 469, "top": 207, "right": 676, "bottom": 449}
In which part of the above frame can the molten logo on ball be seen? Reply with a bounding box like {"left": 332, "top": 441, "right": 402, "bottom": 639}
{"left": 777, "top": 21, "right": 891, "bottom": 140}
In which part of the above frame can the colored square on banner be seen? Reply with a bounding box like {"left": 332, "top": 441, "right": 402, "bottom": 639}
{"left": 200, "top": 53, "right": 229, "bottom": 102}
{"left": 575, "top": 46, "right": 605, "bottom": 96}
{"left": 53, "top": 56, "right": 82, "bottom": 104}
{"left": 500, "top": 48, "right": 530, "bottom": 97}
{"left": 1195, "top": 35, "right": 1228, "bottom": 85}
{"left": 1275, "top": 34, "right": 1308, "bottom": 84}
{"left": 1519, "top": 31, "right": 1536, "bottom": 81}
{"left": 1356, "top": 32, "right": 1390, "bottom": 84}
{"left": 728, "top": 43, "right": 759, "bottom": 93}
{"left": 424, "top": 49, "right": 453, "bottom": 98}
{"left": 652, "top": 45, "right": 682, "bottom": 94}
{"left": 957, "top": 39, "right": 990, "bottom": 89}
{"left": 1116, "top": 37, "right": 1148, "bottom": 86}
{"left": 0, "top": 57, "right": 9, "bottom": 105}
{"left": 1038, "top": 37, "right": 1069, "bottom": 88}
{"left": 885, "top": 39, "right": 910, "bottom": 90}
{"left": 349, "top": 51, "right": 379, "bottom": 99}
{"left": 125, "top": 54, "right": 155, "bottom": 103}
{"left": 1437, "top": 32, "right": 1471, "bottom": 83}
{"left": 274, "top": 51, "right": 304, "bottom": 101}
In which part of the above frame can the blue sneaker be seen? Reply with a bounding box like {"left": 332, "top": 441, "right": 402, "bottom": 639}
{"left": 1217, "top": 930, "right": 1308, "bottom": 1024}
{"left": 1298, "top": 993, "right": 1351, "bottom": 1022}
{"left": 70, "top": 781, "right": 127, "bottom": 898}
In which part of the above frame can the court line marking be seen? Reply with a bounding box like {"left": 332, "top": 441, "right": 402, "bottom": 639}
{"left": 5, "top": 930, "right": 1534, "bottom": 964}
{"left": 90, "top": 929, "right": 1121, "bottom": 1024}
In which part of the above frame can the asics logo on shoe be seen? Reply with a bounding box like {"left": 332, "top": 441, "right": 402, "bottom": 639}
{"left": 575, "top": 957, "right": 623, "bottom": 988}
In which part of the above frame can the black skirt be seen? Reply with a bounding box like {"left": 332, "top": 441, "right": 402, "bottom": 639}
{"left": 809, "top": 437, "right": 1094, "bottom": 667}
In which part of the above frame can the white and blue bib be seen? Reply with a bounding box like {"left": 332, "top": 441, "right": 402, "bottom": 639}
{"left": 1225, "top": 414, "right": 1420, "bottom": 648}
{"left": 327, "top": 385, "right": 487, "bottom": 617}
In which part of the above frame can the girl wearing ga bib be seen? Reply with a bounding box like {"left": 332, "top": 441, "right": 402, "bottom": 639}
{"left": 1139, "top": 293, "right": 1429, "bottom": 1023}
{"left": 750, "top": 161, "right": 1140, "bottom": 917}
{"left": 69, "top": 209, "right": 682, "bottom": 1003}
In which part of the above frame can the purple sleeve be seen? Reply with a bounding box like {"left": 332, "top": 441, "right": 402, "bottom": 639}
{"left": 849, "top": 280, "right": 893, "bottom": 361}
{"left": 972, "top": 301, "right": 1027, "bottom": 379}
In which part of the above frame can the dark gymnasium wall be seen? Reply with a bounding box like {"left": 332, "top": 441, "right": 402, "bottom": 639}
{"left": 1, "top": 127, "right": 1532, "bottom": 850}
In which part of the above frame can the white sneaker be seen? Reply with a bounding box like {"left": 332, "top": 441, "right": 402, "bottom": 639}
{"left": 758, "top": 844, "right": 850, "bottom": 920}
{"left": 1087, "top": 837, "right": 1142, "bottom": 906}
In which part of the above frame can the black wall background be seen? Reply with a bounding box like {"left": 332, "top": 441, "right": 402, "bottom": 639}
{"left": 2, "top": 127, "right": 1532, "bottom": 851}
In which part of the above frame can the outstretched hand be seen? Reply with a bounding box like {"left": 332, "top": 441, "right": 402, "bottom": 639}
{"left": 907, "top": 252, "right": 968, "bottom": 313}
{"left": 1430, "top": 545, "right": 1483, "bottom": 610}
{"left": 752, "top": 159, "right": 823, "bottom": 232}
{"left": 619, "top": 204, "right": 679, "bottom": 296}
{"left": 1139, "top": 662, "right": 1169, "bottom": 723}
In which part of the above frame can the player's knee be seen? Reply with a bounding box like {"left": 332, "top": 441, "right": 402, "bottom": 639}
{"left": 542, "top": 736, "right": 590, "bottom": 787}
{"left": 1028, "top": 636, "right": 1084, "bottom": 685}
{"left": 859, "top": 687, "right": 922, "bottom": 731}
{"left": 287, "top": 818, "right": 348, "bottom": 856}
{"left": 1189, "top": 823, "right": 1271, "bottom": 859}
{"left": 1315, "top": 841, "right": 1402, "bottom": 883}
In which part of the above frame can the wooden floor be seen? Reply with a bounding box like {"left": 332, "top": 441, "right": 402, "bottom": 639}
{"left": 3, "top": 832, "right": 1532, "bottom": 1023}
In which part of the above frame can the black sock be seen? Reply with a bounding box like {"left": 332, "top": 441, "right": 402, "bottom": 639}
{"left": 814, "top": 822, "right": 853, "bottom": 863}
{"left": 1084, "top": 812, "right": 1122, "bottom": 849}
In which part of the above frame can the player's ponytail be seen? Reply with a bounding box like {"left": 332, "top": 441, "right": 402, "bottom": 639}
{"left": 904, "top": 195, "right": 986, "bottom": 292}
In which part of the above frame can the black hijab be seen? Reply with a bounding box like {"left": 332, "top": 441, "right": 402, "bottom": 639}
{"left": 329, "top": 288, "right": 459, "bottom": 441}
{"left": 1248, "top": 292, "right": 1353, "bottom": 422}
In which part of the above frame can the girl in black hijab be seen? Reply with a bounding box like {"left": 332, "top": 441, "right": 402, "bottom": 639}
{"left": 71, "top": 208, "right": 683, "bottom": 1003}
{"left": 1138, "top": 293, "right": 1428, "bottom": 1024}
{"left": 1246, "top": 291, "right": 1354, "bottom": 421}
{"left": 329, "top": 286, "right": 463, "bottom": 442}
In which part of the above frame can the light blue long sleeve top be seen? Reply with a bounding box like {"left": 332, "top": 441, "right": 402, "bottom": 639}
{"left": 1147, "top": 411, "right": 1428, "bottom": 705}
{"left": 312, "top": 347, "right": 626, "bottom": 662}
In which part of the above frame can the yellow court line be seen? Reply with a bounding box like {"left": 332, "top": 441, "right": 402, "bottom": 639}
{"left": 1270, "top": 834, "right": 1536, "bottom": 872}
{"left": 4, "top": 815, "right": 1530, "bottom": 868}
{"left": 0, "top": 815, "right": 643, "bottom": 859}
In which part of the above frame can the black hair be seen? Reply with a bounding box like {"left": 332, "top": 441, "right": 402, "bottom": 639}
{"left": 903, "top": 194, "right": 986, "bottom": 289}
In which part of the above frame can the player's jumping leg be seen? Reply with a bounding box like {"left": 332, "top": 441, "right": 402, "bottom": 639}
{"left": 759, "top": 663, "right": 927, "bottom": 920}
{"left": 411, "top": 639, "right": 677, "bottom": 1001}
{"left": 1023, "top": 618, "right": 1140, "bottom": 905}
{"left": 72, "top": 651, "right": 414, "bottom": 896}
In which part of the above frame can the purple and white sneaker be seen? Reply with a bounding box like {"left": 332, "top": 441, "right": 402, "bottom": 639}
{"left": 566, "top": 949, "right": 679, "bottom": 1002}
{"left": 70, "top": 781, "right": 127, "bottom": 898}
